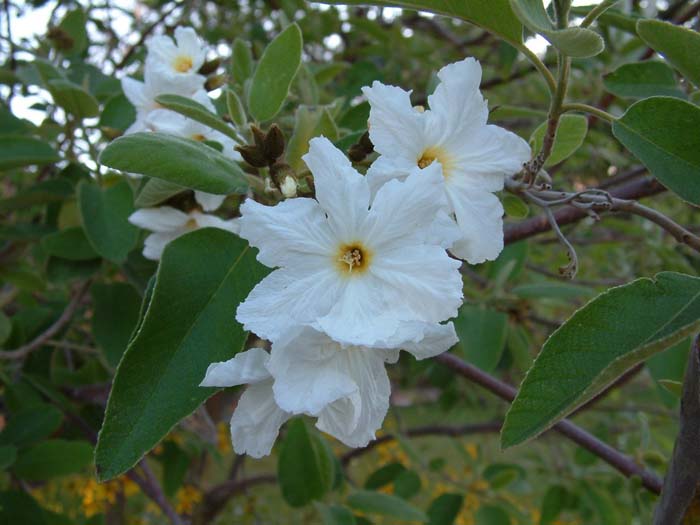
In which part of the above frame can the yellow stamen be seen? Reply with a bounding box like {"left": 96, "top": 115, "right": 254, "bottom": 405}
{"left": 417, "top": 146, "right": 453, "bottom": 178}
{"left": 336, "top": 243, "right": 371, "bottom": 275}
{"left": 173, "top": 55, "right": 194, "bottom": 73}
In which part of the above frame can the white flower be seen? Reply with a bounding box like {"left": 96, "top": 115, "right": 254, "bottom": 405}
{"left": 200, "top": 348, "right": 291, "bottom": 458}
{"left": 362, "top": 57, "right": 531, "bottom": 264}
{"left": 121, "top": 73, "right": 214, "bottom": 135}
{"left": 200, "top": 322, "right": 457, "bottom": 455}
{"left": 145, "top": 26, "right": 206, "bottom": 92}
{"left": 235, "top": 136, "right": 463, "bottom": 346}
{"left": 128, "top": 206, "right": 240, "bottom": 260}
{"left": 268, "top": 323, "right": 457, "bottom": 448}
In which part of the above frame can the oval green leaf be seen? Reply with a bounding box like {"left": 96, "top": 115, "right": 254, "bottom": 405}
{"left": 154, "top": 94, "right": 240, "bottom": 143}
{"left": 48, "top": 79, "right": 99, "bottom": 119}
{"left": 347, "top": 490, "right": 427, "bottom": 522}
{"left": 612, "top": 96, "right": 700, "bottom": 206}
{"left": 99, "top": 132, "right": 247, "bottom": 195}
{"left": 603, "top": 61, "right": 684, "bottom": 99}
{"left": 637, "top": 19, "right": 700, "bottom": 87}
{"left": 78, "top": 180, "right": 139, "bottom": 263}
{"left": 454, "top": 304, "right": 508, "bottom": 373}
{"left": 13, "top": 439, "right": 93, "bottom": 480}
{"left": 95, "top": 229, "right": 267, "bottom": 481}
{"left": 248, "top": 24, "right": 303, "bottom": 122}
{"left": 41, "top": 227, "right": 99, "bottom": 261}
{"left": 278, "top": 418, "right": 335, "bottom": 507}
{"left": 0, "top": 135, "right": 60, "bottom": 170}
{"left": 502, "top": 272, "right": 700, "bottom": 449}
{"left": 530, "top": 114, "right": 588, "bottom": 166}
{"left": 91, "top": 282, "right": 141, "bottom": 367}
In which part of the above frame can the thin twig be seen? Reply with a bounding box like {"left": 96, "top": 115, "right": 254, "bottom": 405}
{"left": 435, "top": 352, "right": 663, "bottom": 495}
{"left": 134, "top": 460, "right": 183, "bottom": 525}
{"left": 0, "top": 280, "right": 91, "bottom": 360}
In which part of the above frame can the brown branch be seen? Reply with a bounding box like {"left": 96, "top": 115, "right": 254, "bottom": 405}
{"left": 194, "top": 474, "right": 276, "bottom": 525}
{"left": 504, "top": 176, "right": 665, "bottom": 245}
{"left": 435, "top": 352, "right": 663, "bottom": 495}
{"left": 126, "top": 461, "right": 182, "bottom": 525}
{"left": 0, "top": 280, "right": 91, "bottom": 360}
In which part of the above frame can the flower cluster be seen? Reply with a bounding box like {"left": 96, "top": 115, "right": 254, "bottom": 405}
{"left": 122, "top": 27, "right": 239, "bottom": 260}
{"left": 201, "top": 57, "right": 530, "bottom": 457}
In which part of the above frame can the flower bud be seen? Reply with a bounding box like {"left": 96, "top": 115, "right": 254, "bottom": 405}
{"left": 236, "top": 145, "right": 268, "bottom": 168}
{"left": 263, "top": 124, "right": 285, "bottom": 162}
{"left": 198, "top": 58, "right": 222, "bottom": 76}
{"left": 280, "top": 176, "right": 297, "bottom": 198}
{"left": 205, "top": 74, "right": 228, "bottom": 91}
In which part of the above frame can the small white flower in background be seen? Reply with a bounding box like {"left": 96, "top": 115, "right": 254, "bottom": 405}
{"left": 145, "top": 26, "right": 207, "bottom": 92}
{"left": 200, "top": 323, "right": 457, "bottom": 455}
{"left": 121, "top": 75, "right": 213, "bottom": 135}
{"left": 362, "top": 57, "right": 531, "bottom": 264}
{"left": 128, "top": 206, "right": 239, "bottom": 260}
{"left": 235, "top": 136, "right": 463, "bottom": 346}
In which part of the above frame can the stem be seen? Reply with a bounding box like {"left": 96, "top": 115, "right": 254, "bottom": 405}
{"left": 580, "top": 0, "right": 613, "bottom": 27}
{"left": 127, "top": 461, "right": 183, "bottom": 525}
{"left": 514, "top": 42, "right": 557, "bottom": 94}
{"left": 562, "top": 102, "right": 615, "bottom": 123}
{"left": 435, "top": 352, "right": 663, "bottom": 495}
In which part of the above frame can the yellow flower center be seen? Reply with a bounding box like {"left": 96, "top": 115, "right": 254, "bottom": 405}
{"left": 417, "top": 146, "right": 453, "bottom": 178}
{"left": 336, "top": 243, "right": 371, "bottom": 275}
{"left": 173, "top": 55, "right": 194, "bottom": 73}
{"left": 185, "top": 217, "right": 198, "bottom": 230}
{"left": 192, "top": 133, "right": 206, "bottom": 141}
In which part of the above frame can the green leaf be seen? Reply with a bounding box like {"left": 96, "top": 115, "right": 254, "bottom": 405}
{"left": 135, "top": 178, "right": 185, "bottom": 208}
{"left": 648, "top": 337, "right": 689, "bottom": 406}
{"left": 13, "top": 439, "right": 93, "bottom": 480}
{"left": 154, "top": 94, "right": 240, "bottom": 143}
{"left": 502, "top": 272, "right": 700, "bottom": 448}
{"left": 530, "top": 114, "right": 588, "bottom": 166}
{"left": 454, "top": 304, "right": 508, "bottom": 372}
{"left": 511, "top": 282, "right": 595, "bottom": 301}
{"left": 0, "top": 445, "right": 16, "bottom": 470}
{"left": 0, "top": 490, "right": 47, "bottom": 524}
{"left": 365, "top": 462, "right": 406, "bottom": 489}
{"left": 99, "top": 132, "right": 247, "bottom": 195}
{"left": 502, "top": 193, "right": 529, "bottom": 219}
{"left": 393, "top": 470, "right": 421, "bottom": 499}
{"left": 0, "top": 178, "right": 72, "bottom": 213}
{"left": 509, "top": 0, "right": 604, "bottom": 57}
{"left": 612, "top": 96, "right": 700, "bottom": 206}
{"left": 540, "top": 485, "right": 569, "bottom": 525}
{"left": 347, "top": 490, "right": 427, "bottom": 522}
{"left": 232, "top": 38, "right": 254, "bottom": 85}
{"left": 0, "top": 135, "right": 60, "bottom": 170}
{"left": 637, "top": 19, "right": 700, "bottom": 87}
{"left": 47, "top": 79, "right": 99, "bottom": 119}
{"left": 248, "top": 24, "right": 303, "bottom": 122}
{"left": 41, "top": 227, "right": 99, "bottom": 261}
{"left": 91, "top": 282, "right": 141, "bottom": 367}
{"left": 317, "top": 0, "right": 522, "bottom": 44}
{"left": 225, "top": 88, "right": 247, "bottom": 128}
{"left": 99, "top": 94, "right": 136, "bottom": 132}
{"left": 95, "top": 229, "right": 267, "bottom": 481}
{"left": 316, "top": 503, "right": 358, "bottom": 525}
{"left": 78, "top": 180, "right": 139, "bottom": 263}
{"left": 0, "top": 405, "right": 63, "bottom": 448}
{"left": 278, "top": 418, "right": 334, "bottom": 507}
{"left": 57, "top": 8, "right": 88, "bottom": 55}
{"left": 476, "top": 505, "right": 511, "bottom": 525}
{"left": 427, "top": 493, "right": 463, "bottom": 525}
{"left": 0, "top": 311, "right": 10, "bottom": 347}
{"left": 603, "top": 61, "right": 684, "bottom": 99}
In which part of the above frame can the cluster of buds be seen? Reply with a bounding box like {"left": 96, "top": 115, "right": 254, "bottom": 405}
{"left": 237, "top": 125, "right": 297, "bottom": 198}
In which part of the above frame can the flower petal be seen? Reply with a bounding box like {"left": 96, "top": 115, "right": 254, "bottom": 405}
{"left": 362, "top": 81, "right": 426, "bottom": 161}
{"left": 200, "top": 347, "right": 271, "bottom": 387}
{"left": 142, "top": 231, "right": 181, "bottom": 260}
{"left": 303, "top": 137, "right": 369, "bottom": 241}
{"left": 370, "top": 244, "right": 463, "bottom": 325}
{"left": 121, "top": 77, "right": 148, "bottom": 109}
{"left": 238, "top": 197, "right": 335, "bottom": 268}
{"left": 268, "top": 327, "right": 358, "bottom": 416}
{"left": 194, "top": 191, "right": 226, "bottom": 212}
{"left": 316, "top": 347, "right": 392, "bottom": 448}
{"left": 129, "top": 207, "right": 189, "bottom": 232}
{"left": 236, "top": 267, "right": 345, "bottom": 342}
{"left": 447, "top": 184, "right": 504, "bottom": 264}
{"left": 399, "top": 322, "right": 458, "bottom": 360}
{"left": 230, "top": 379, "right": 291, "bottom": 458}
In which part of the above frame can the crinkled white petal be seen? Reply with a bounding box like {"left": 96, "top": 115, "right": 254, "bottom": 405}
{"left": 365, "top": 154, "right": 414, "bottom": 197}
{"left": 303, "top": 137, "right": 370, "bottom": 241}
{"left": 191, "top": 211, "right": 239, "bottom": 234}
{"left": 236, "top": 267, "right": 345, "bottom": 342}
{"left": 447, "top": 185, "right": 504, "bottom": 264}
{"left": 194, "top": 191, "right": 226, "bottom": 212}
{"left": 121, "top": 77, "right": 148, "bottom": 109}
{"left": 398, "top": 322, "right": 458, "bottom": 360}
{"left": 361, "top": 162, "right": 453, "bottom": 249}
{"left": 268, "top": 327, "right": 358, "bottom": 417}
{"left": 370, "top": 244, "right": 463, "bottom": 325}
{"left": 425, "top": 57, "right": 488, "bottom": 148}
{"left": 200, "top": 347, "right": 271, "bottom": 387}
{"left": 238, "top": 197, "right": 335, "bottom": 268}
{"left": 362, "top": 81, "right": 426, "bottom": 160}
{"left": 315, "top": 347, "right": 392, "bottom": 448}
{"left": 129, "top": 207, "right": 190, "bottom": 232}
{"left": 229, "top": 379, "right": 291, "bottom": 458}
